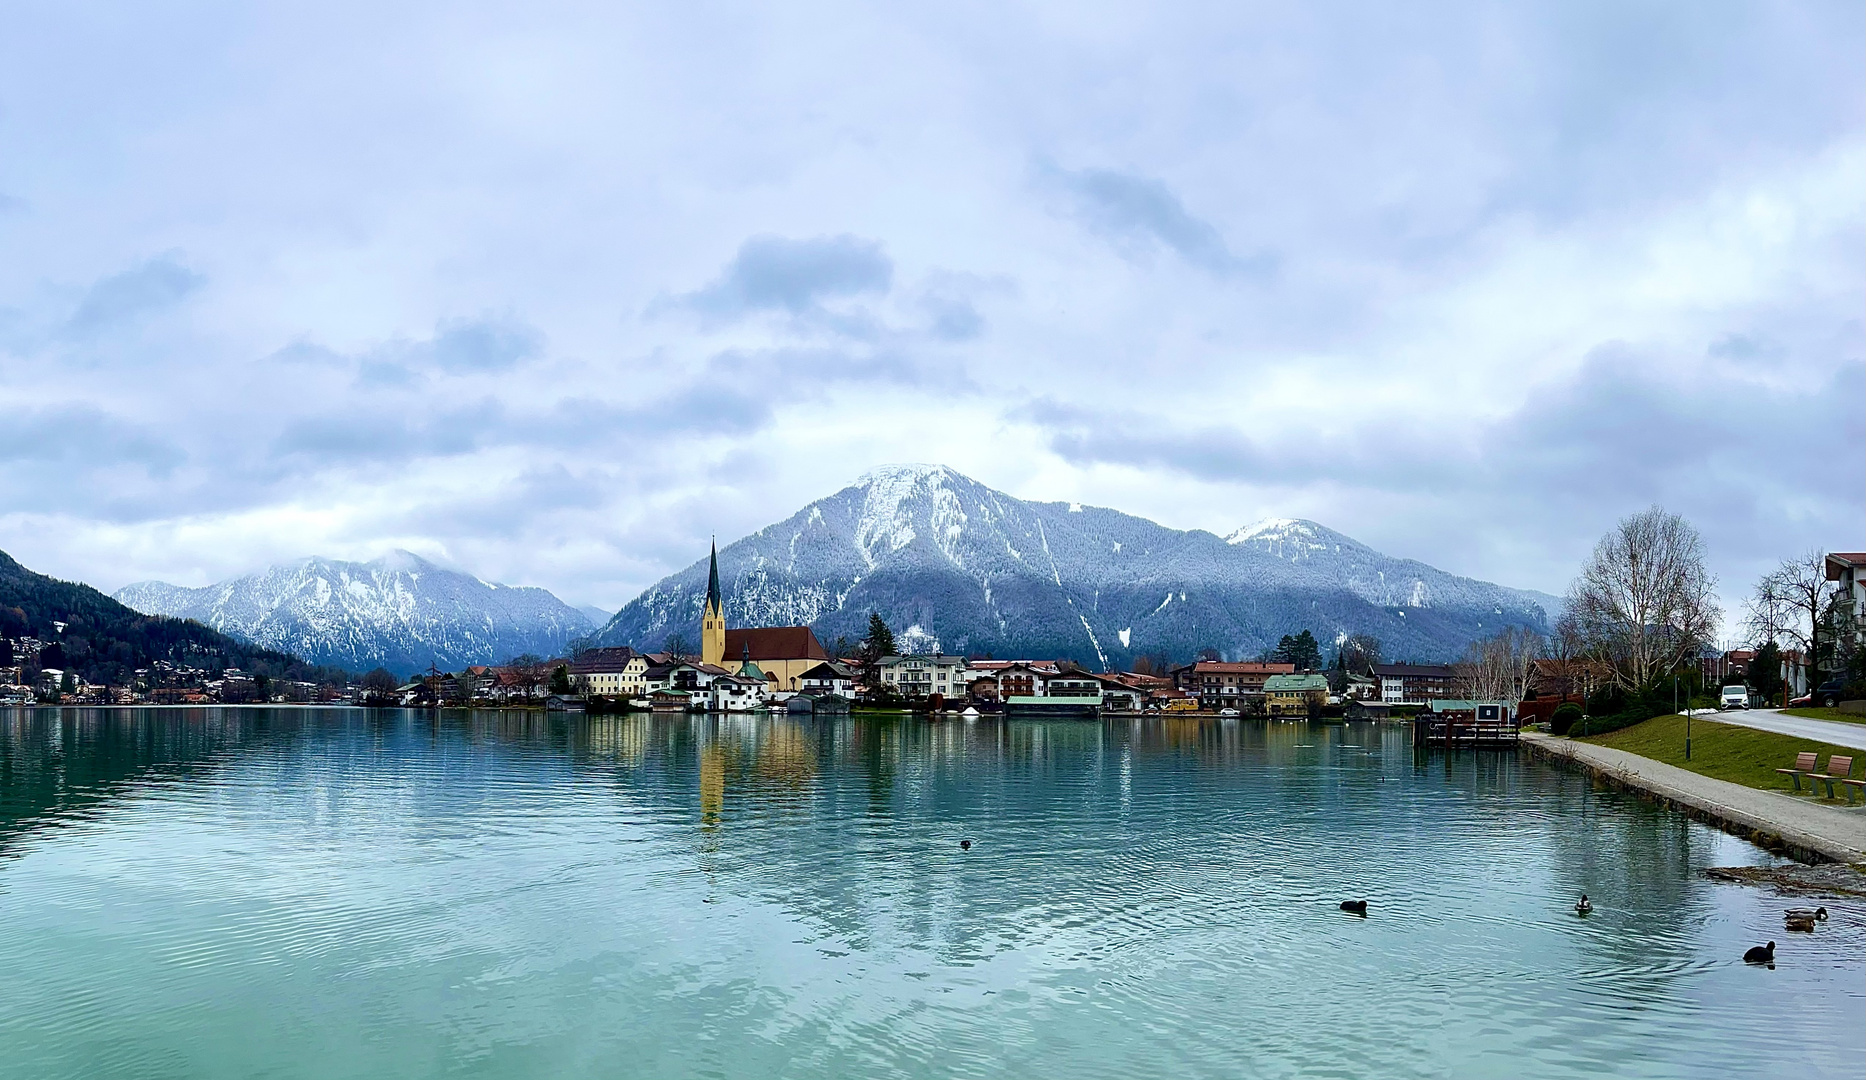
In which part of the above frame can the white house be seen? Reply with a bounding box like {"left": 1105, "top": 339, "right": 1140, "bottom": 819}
{"left": 798, "top": 661, "right": 857, "bottom": 699}
{"left": 709, "top": 672, "right": 765, "bottom": 712}
{"left": 878, "top": 654, "right": 969, "bottom": 698}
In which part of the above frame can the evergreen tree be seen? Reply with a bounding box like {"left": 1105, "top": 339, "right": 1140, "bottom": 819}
{"left": 865, "top": 612, "right": 897, "bottom": 658}
{"left": 1748, "top": 640, "right": 1783, "bottom": 706}
{"left": 1291, "top": 630, "right": 1322, "bottom": 671}
{"left": 1275, "top": 631, "right": 1322, "bottom": 671}
{"left": 549, "top": 664, "right": 572, "bottom": 695}
{"left": 859, "top": 613, "right": 897, "bottom": 690}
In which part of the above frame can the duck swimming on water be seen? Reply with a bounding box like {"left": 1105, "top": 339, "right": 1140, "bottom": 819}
{"left": 1339, "top": 900, "right": 1368, "bottom": 915}
{"left": 1743, "top": 941, "right": 1776, "bottom": 965}
{"left": 960, "top": 839, "right": 971, "bottom": 851}
{"left": 1784, "top": 906, "right": 1826, "bottom": 932}
{"left": 1574, "top": 894, "right": 1593, "bottom": 916}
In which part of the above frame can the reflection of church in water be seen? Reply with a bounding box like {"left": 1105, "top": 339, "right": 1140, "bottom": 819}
{"left": 699, "top": 541, "right": 832, "bottom": 694}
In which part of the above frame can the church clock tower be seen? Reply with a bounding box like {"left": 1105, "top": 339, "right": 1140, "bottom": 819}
{"left": 701, "top": 539, "right": 726, "bottom": 666}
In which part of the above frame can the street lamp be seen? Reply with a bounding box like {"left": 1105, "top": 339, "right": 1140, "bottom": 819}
{"left": 1676, "top": 675, "right": 1690, "bottom": 761}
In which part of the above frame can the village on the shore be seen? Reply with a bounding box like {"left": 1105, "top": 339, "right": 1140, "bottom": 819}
{"left": 13, "top": 545, "right": 1854, "bottom": 739}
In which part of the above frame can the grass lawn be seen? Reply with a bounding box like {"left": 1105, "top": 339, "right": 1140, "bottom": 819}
{"left": 1782, "top": 706, "right": 1866, "bottom": 726}
{"left": 1579, "top": 713, "right": 1861, "bottom": 801}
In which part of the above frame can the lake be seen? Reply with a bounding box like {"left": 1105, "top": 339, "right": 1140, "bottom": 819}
{"left": 1, "top": 708, "right": 1860, "bottom": 1079}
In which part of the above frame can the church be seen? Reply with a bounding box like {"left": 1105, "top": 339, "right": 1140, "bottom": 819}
{"left": 700, "top": 541, "right": 832, "bottom": 694}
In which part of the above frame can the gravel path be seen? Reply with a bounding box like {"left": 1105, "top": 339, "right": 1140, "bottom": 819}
{"left": 1522, "top": 733, "right": 1866, "bottom": 864}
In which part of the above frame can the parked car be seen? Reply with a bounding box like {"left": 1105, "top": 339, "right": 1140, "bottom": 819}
{"left": 1789, "top": 679, "right": 1850, "bottom": 709}
{"left": 1218, "top": 707, "right": 1240, "bottom": 718}
{"left": 1718, "top": 685, "right": 1750, "bottom": 710}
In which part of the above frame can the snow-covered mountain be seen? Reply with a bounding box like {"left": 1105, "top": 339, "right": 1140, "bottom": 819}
{"left": 114, "top": 551, "right": 596, "bottom": 675}
{"left": 597, "top": 464, "right": 1559, "bottom": 666}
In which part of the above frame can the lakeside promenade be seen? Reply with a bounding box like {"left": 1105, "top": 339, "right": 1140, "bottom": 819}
{"left": 1522, "top": 732, "right": 1866, "bottom": 864}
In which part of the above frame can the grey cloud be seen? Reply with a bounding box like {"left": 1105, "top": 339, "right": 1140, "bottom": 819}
{"left": 0, "top": 405, "right": 186, "bottom": 475}
{"left": 1051, "top": 167, "right": 1275, "bottom": 280}
{"left": 1029, "top": 352, "right": 1864, "bottom": 540}
{"left": 918, "top": 275, "right": 995, "bottom": 342}
{"left": 355, "top": 359, "right": 423, "bottom": 387}
{"left": 1706, "top": 333, "right": 1780, "bottom": 362}
{"left": 67, "top": 256, "right": 204, "bottom": 332}
{"left": 399, "top": 464, "right": 596, "bottom": 540}
{"left": 267, "top": 339, "right": 346, "bottom": 366}
{"left": 429, "top": 315, "right": 543, "bottom": 373}
{"left": 272, "top": 401, "right": 506, "bottom": 465}
{"left": 682, "top": 234, "right": 893, "bottom": 317}
{"left": 1029, "top": 399, "right": 1281, "bottom": 483}
{"left": 650, "top": 380, "right": 773, "bottom": 436}
{"left": 261, "top": 317, "right": 543, "bottom": 384}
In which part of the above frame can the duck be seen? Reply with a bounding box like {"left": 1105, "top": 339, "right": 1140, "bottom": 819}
{"left": 960, "top": 839, "right": 972, "bottom": 851}
{"left": 1743, "top": 941, "right": 1776, "bottom": 965}
{"left": 1574, "top": 894, "right": 1593, "bottom": 916}
{"left": 1784, "top": 906, "right": 1827, "bottom": 932}
{"left": 1339, "top": 900, "right": 1368, "bottom": 915}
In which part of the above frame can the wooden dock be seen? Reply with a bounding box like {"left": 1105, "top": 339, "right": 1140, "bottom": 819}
{"left": 1412, "top": 716, "right": 1520, "bottom": 748}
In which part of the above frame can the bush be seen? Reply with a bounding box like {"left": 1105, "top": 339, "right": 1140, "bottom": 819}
{"left": 1551, "top": 703, "right": 1584, "bottom": 736}
{"left": 1573, "top": 683, "right": 1671, "bottom": 737}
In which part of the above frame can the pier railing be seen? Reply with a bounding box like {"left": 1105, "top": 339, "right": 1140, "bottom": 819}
{"left": 1412, "top": 716, "right": 1520, "bottom": 748}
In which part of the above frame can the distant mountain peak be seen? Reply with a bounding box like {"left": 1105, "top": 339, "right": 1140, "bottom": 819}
{"left": 598, "top": 466, "right": 1558, "bottom": 664}
{"left": 114, "top": 555, "right": 593, "bottom": 674}
{"left": 855, "top": 463, "right": 958, "bottom": 486}
{"left": 370, "top": 549, "right": 438, "bottom": 573}
{"left": 1225, "top": 518, "right": 1359, "bottom": 560}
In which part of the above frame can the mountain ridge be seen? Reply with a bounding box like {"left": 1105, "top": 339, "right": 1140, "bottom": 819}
{"left": 1, "top": 548, "right": 323, "bottom": 686}
{"left": 114, "top": 551, "right": 595, "bottom": 675}
{"left": 596, "top": 464, "right": 1558, "bottom": 666}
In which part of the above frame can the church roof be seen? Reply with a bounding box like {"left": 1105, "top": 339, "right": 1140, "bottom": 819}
{"left": 723, "top": 627, "right": 829, "bottom": 662}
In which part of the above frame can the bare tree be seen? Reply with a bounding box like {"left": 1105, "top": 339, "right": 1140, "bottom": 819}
{"left": 1456, "top": 627, "right": 1544, "bottom": 703}
{"left": 1745, "top": 551, "right": 1836, "bottom": 686}
{"left": 1532, "top": 610, "right": 1610, "bottom": 699}
{"left": 512, "top": 657, "right": 547, "bottom": 701}
{"left": 1565, "top": 507, "right": 1720, "bottom": 691}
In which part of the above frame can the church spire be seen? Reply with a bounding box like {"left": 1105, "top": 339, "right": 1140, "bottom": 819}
{"left": 702, "top": 537, "right": 726, "bottom": 666}
{"left": 706, "top": 538, "right": 721, "bottom": 611}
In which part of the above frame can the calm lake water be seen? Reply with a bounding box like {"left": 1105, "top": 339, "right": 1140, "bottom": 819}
{"left": 1, "top": 708, "right": 1860, "bottom": 1079}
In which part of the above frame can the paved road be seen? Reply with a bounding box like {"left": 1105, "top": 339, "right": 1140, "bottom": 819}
{"left": 1687, "top": 707, "right": 1866, "bottom": 751}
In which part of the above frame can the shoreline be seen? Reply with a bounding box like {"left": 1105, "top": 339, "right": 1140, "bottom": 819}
{"left": 1520, "top": 732, "right": 1866, "bottom": 866}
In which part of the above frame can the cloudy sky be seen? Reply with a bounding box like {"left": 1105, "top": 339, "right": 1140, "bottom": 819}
{"left": 2, "top": 1, "right": 1860, "bottom": 626}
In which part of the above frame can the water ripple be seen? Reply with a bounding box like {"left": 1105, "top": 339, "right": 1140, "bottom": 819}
{"left": 0, "top": 707, "right": 1860, "bottom": 1079}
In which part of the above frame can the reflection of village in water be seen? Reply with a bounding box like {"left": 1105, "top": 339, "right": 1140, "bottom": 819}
{"left": 0, "top": 704, "right": 1812, "bottom": 1007}
{"left": 8, "top": 707, "right": 1530, "bottom": 857}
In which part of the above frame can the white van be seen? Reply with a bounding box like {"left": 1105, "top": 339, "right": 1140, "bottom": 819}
{"left": 1719, "top": 685, "right": 1750, "bottom": 710}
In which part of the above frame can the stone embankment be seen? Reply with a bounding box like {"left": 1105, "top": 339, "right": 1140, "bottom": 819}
{"left": 1520, "top": 732, "right": 1866, "bottom": 865}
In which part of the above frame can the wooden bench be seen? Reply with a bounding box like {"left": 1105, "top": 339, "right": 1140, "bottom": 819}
{"left": 1842, "top": 777, "right": 1866, "bottom": 804}
{"left": 1776, "top": 752, "right": 1819, "bottom": 792}
{"left": 1811, "top": 755, "right": 1856, "bottom": 802}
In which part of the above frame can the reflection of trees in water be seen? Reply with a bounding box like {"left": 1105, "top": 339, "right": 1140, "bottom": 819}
{"left": 0, "top": 708, "right": 273, "bottom": 857}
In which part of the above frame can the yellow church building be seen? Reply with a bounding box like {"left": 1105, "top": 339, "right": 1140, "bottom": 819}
{"left": 701, "top": 541, "right": 833, "bottom": 693}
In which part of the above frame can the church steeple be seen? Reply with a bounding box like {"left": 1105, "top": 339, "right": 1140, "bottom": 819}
{"left": 702, "top": 538, "right": 726, "bottom": 666}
